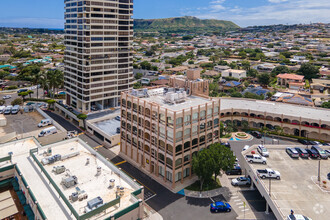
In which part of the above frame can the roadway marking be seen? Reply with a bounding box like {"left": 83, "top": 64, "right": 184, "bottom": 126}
{"left": 234, "top": 199, "right": 241, "bottom": 202}
{"left": 210, "top": 197, "right": 215, "bottom": 202}
{"left": 93, "top": 145, "right": 103, "bottom": 149}
{"left": 231, "top": 196, "right": 239, "bottom": 199}
{"left": 115, "top": 160, "right": 127, "bottom": 166}
{"left": 236, "top": 202, "right": 243, "bottom": 205}
{"left": 145, "top": 194, "right": 157, "bottom": 202}
{"left": 238, "top": 206, "right": 245, "bottom": 209}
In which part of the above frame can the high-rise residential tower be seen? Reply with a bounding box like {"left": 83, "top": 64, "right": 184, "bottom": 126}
{"left": 64, "top": 0, "right": 134, "bottom": 113}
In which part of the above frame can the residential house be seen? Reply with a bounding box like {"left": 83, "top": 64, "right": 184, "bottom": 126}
{"left": 276, "top": 94, "right": 314, "bottom": 106}
{"left": 242, "top": 86, "right": 270, "bottom": 99}
{"left": 221, "top": 81, "right": 242, "bottom": 92}
{"left": 214, "top": 65, "right": 230, "bottom": 73}
{"left": 290, "top": 56, "right": 309, "bottom": 64}
{"left": 277, "top": 73, "right": 305, "bottom": 90}
{"left": 222, "top": 69, "right": 247, "bottom": 79}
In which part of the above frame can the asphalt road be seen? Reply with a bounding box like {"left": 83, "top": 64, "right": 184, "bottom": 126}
{"left": 1, "top": 87, "right": 44, "bottom": 105}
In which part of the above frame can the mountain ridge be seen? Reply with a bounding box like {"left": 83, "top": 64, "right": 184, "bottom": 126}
{"left": 134, "top": 16, "right": 240, "bottom": 33}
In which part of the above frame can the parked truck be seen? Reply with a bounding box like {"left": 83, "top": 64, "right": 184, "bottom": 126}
{"left": 245, "top": 154, "right": 267, "bottom": 164}
{"left": 257, "top": 168, "right": 281, "bottom": 180}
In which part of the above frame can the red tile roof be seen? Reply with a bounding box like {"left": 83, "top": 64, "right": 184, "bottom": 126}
{"left": 277, "top": 73, "right": 304, "bottom": 81}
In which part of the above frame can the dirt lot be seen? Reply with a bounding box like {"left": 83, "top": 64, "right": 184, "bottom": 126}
{"left": 0, "top": 111, "right": 56, "bottom": 139}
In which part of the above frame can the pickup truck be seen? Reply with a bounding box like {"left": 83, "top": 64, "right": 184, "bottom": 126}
{"left": 257, "top": 168, "right": 281, "bottom": 180}
{"left": 245, "top": 154, "right": 267, "bottom": 164}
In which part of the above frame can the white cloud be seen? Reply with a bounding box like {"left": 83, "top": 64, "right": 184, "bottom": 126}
{"left": 184, "top": 0, "right": 330, "bottom": 27}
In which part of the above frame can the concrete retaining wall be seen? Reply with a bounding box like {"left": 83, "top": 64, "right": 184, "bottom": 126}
{"left": 36, "top": 108, "right": 66, "bottom": 132}
{"left": 0, "top": 132, "right": 17, "bottom": 144}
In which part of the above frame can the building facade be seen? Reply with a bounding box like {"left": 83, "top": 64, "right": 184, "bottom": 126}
{"left": 120, "top": 88, "right": 221, "bottom": 189}
{"left": 64, "top": 0, "right": 134, "bottom": 113}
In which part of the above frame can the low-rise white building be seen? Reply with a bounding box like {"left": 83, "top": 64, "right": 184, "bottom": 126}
{"left": 222, "top": 69, "right": 247, "bottom": 79}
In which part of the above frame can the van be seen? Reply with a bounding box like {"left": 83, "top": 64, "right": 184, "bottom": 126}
{"left": 38, "top": 126, "right": 57, "bottom": 137}
{"left": 38, "top": 119, "right": 52, "bottom": 127}
{"left": 11, "top": 105, "right": 20, "bottom": 114}
{"left": 4, "top": 105, "right": 12, "bottom": 115}
{"left": 0, "top": 106, "right": 5, "bottom": 114}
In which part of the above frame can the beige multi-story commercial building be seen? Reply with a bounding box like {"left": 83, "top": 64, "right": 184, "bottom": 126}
{"left": 64, "top": 0, "right": 134, "bottom": 113}
{"left": 120, "top": 88, "right": 221, "bottom": 189}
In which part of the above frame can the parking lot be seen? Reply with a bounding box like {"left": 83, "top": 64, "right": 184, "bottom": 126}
{"left": 243, "top": 145, "right": 330, "bottom": 219}
{"left": 0, "top": 111, "right": 63, "bottom": 140}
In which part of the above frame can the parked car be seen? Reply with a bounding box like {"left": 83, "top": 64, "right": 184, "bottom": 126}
{"left": 328, "top": 173, "right": 330, "bottom": 180}
{"left": 4, "top": 105, "right": 12, "bottom": 115}
{"left": 38, "top": 119, "right": 53, "bottom": 127}
{"left": 0, "top": 106, "right": 5, "bottom": 114}
{"left": 221, "top": 142, "right": 230, "bottom": 148}
{"left": 231, "top": 177, "right": 251, "bottom": 186}
{"left": 309, "top": 141, "right": 319, "bottom": 146}
{"left": 38, "top": 126, "right": 57, "bottom": 137}
{"left": 305, "top": 148, "right": 319, "bottom": 159}
{"left": 242, "top": 145, "right": 250, "bottom": 151}
{"left": 17, "top": 89, "right": 28, "bottom": 94}
{"left": 245, "top": 154, "right": 267, "bottom": 164}
{"left": 325, "top": 150, "right": 330, "bottom": 158}
{"left": 2, "top": 95, "right": 11, "bottom": 100}
{"left": 298, "top": 139, "right": 310, "bottom": 145}
{"left": 294, "top": 147, "right": 309, "bottom": 159}
{"left": 313, "top": 141, "right": 322, "bottom": 146}
{"left": 287, "top": 214, "right": 312, "bottom": 220}
{"left": 210, "top": 202, "right": 231, "bottom": 213}
{"left": 116, "top": 127, "right": 120, "bottom": 134}
{"left": 311, "top": 146, "right": 328, "bottom": 159}
{"left": 115, "top": 116, "right": 121, "bottom": 121}
{"left": 257, "top": 145, "right": 269, "bottom": 157}
{"left": 251, "top": 131, "right": 262, "bottom": 139}
{"left": 226, "top": 165, "right": 242, "bottom": 175}
{"left": 286, "top": 147, "right": 299, "bottom": 158}
{"left": 11, "top": 105, "right": 20, "bottom": 114}
{"left": 257, "top": 168, "right": 281, "bottom": 180}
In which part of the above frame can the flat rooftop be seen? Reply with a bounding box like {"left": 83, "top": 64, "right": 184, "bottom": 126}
{"left": 93, "top": 119, "right": 120, "bottom": 136}
{"left": 135, "top": 88, "right": 213, "bottom": 111}
{"left": 0, "top": 138, "right": 141, "bottom": 220}
{"left": 243, "top": 145, "right": 330, "bottom": 219}
{"left": 220, "top": 98, "right": 330, "bottom": 123}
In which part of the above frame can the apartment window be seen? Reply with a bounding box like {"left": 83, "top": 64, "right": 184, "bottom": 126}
{"left": 200, "top": 110, "right": 206, "bottom": 120}
{"left": 176, "top": 117, "right": 183, "bottom": 128}
{"left": 192, "top": 112, "right": 198, "bottom": 123}
{"left": 184, "top": 115, "right": 191, "bottom": 125}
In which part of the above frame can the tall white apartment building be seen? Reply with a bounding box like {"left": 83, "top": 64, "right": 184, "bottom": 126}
{"left": 64, "top": 0, "right": 134, "bottom": 113}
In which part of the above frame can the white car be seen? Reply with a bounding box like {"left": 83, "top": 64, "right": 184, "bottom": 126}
{"left": 257, "top": 145, "right": 269, "bottom": 157}
{"left": 287, "top": 214, "right": 312, "bottom": 220}
{"left": 231, "top": 177, "right": 251, "bottom": 186}
{"left": 242, "top": 145, "right": 250, "bottom": 151}
{"left": 2, "top": 95, "right": 11, "bottom": 100}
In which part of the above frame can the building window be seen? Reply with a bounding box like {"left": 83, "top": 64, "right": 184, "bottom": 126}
{"left": 166, "top": 171, "right": 172, "bottom": 182}
{"left": 159, "top": 166, "right": 164, "bottom": 177}
{"left": 175, "top": 172, "right": 182, "bottom": 182}
{"left": 183, "top": 168, "right": 190, "bottom": 178}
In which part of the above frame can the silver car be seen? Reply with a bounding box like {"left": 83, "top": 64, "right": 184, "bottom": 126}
{"left": 231, "top": 177, "right": 251, "bottom": 186}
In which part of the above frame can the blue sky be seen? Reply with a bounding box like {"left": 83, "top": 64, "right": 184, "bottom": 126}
{"left": 0, "top": 0, "right": 329, "bottom": 28}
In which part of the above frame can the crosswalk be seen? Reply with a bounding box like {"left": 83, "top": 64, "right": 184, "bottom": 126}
{"left": 144, "top": 191, "right": 157, "bottom": 201}
{"left": 229, "top": 192, "right": 250, "bottom": 214}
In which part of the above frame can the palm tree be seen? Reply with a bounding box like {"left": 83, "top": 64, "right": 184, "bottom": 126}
{"left": 39, "top": 70, "right": 49, "bottom": 98}
{"left": 31, "top": 70, "right": 42, "bottom": 99}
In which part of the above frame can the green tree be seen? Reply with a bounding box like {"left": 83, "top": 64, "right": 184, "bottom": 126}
{"left": 31, "top": 70, "right": 42, "bottom": 98}
{"left": 133, "top": 82, "right": 142, "bottom": 89}
{"left": 27, "top": 90, "right": 34, "bottom": 98}
{"left": 238, "top": 51, "right": 247, "bottom": 59}
{"left": 209, "top": 144, "right": 236, "bottom": 182}
{"left": 140, "top": 61, "right": 152, "bottom": 70}
{"left": 241, "top": 60, "right": 251, "bottom": 71}
{"left": 298, "top": 63, "right": 319, "bottom": 80}
{"left": 188, "top": 60, "right": 194, "bottom": 65}
{"left": 321, "top": 101, "right": 330, "bottom": 109}
{"left": 267, "top": 43, "right": 274, "bottom": 48}
{"left": 47, "top": 99, "right": 56, "bottom": 109}
{"left": 135, "top": 73, "right": 143, "bottom": 80}
{"left": 0, "top": 100, "right": 5, "bottom": 106}
{"left": 247, "top": 69, "right": 258, "bottom": 78}
{"left": 18, "top": 92, "right": 29, "bottom": 102}
{"left": 192, "top": 149, "right": 215, "bottom": 191}
{"left": 271, "top": 65, "right": 290, "bottom": 77}
{"left": 77, "top": 114, "right": 88, "bottom": 130}
{"left": 11, "top": 98, "right": 23, "bottom": 106}
{"left": 258, "top": 73, "right": 270, "bottom": 86}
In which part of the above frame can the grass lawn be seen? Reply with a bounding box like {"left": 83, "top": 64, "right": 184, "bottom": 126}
{"left": 185, "top": 178, "right": 222, "bottom": 192}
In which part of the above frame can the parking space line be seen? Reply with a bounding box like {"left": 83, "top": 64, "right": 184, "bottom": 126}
{"left": 209, "top": 197, "right": 215, "bottom": 203}
{"left": 145, "top": 194, "right": 157, "bottom": 202}
{"left": 239, "top": 206, "right": 245, "bottom": 208}
{"left": 234, "top": 199, "right": 241, "bottom": 202}
{"left": 236, "top": 202, "right": 243, "bottom": 205}
{"left": 231, "top": 196, "right": 239, "bottom": 199}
